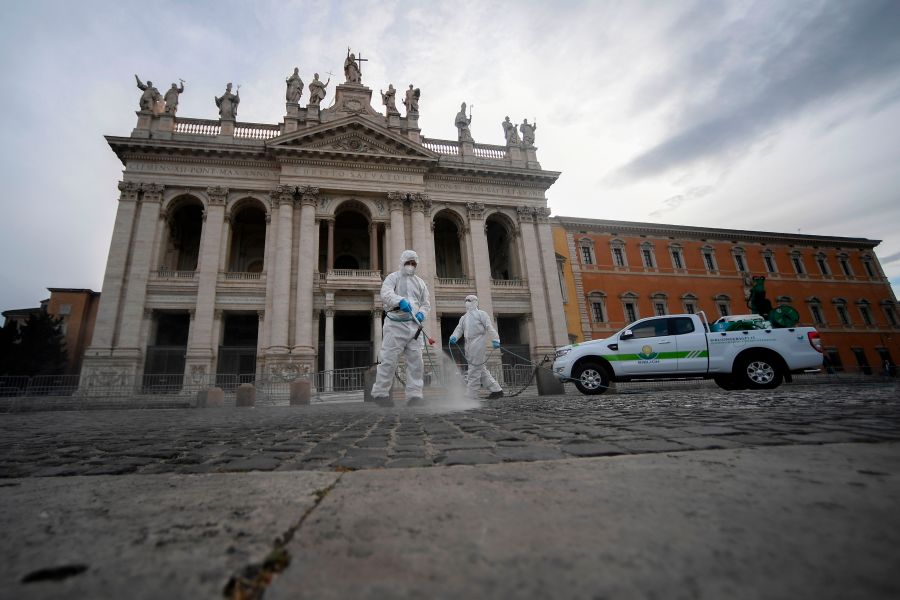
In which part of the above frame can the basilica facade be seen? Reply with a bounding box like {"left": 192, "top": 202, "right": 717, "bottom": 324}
{"left": 80, "top": 60, "right": 568, "bottom": 385}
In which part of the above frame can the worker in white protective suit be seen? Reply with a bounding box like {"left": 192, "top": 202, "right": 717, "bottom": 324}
{"left": 449, "top": 295, "right": 504, "bottom": 399}
{"left": 370, "top": 249, "right": 432, "bottom": 407}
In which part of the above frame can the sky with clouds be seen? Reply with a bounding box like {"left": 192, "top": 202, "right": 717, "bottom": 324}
{"left": 1, "top": 0, "right": 899, "bottom": 316}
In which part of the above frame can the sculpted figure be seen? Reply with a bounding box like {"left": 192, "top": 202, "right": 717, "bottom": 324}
{"left": 215, "top": 82, "right": 240, "bottom": 119}
{"left": 381, "top": 84, "right": 399, "bottom": 115}
{"left": 308, "top": 73, "right": 330, "bottom": 105}
{"left": 134, "top": 74, "right": 161, "bottom": 112}
{"left": 344, "top": 51, "right": 361, "bottom": 83}
{"left": 164, "top": 80, "right": 185, "bottom": 115}
{"left": 285, "top": 67, "right": 304, "bottom": 103}
{"left": 404, "top": 84, "right": 420, "bottom": 116}
{"left": 455, "top": 102, "right": 473, "bottom": 142}
{"left": 520, "top": 119, "right": 537, "bottom": 146}
{"left": 502, "top": 116, "right": 520, "bottom": 145}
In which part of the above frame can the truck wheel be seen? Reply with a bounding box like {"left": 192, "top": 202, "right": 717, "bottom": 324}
{"left": 736, "top": 355, "right": 783, "bottom": 389}
{"left": 714, "top": 375, "right": 745, "bottom": 391}
{"left": 572, "top": 362, "right": 610, "bottom": 395}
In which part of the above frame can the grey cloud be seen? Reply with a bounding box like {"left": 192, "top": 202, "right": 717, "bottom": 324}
{"left": 616, "top": 0, "right": 900, "bottom": 180}
{"left": 648, "top": 185, "right": 714, "bottom": 218}
{"left": 879, "top": 251, "right": 900, "bottom": 265}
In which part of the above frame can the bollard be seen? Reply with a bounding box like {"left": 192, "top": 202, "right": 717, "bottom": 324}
{"left": 290, "top": 379, "right": 311, "bottom": 405}
{"left": 236, "top": 383, "right": 256, "bottom": 407}
{"left": 535, "top": 368, "right": 565, "bottom": 396}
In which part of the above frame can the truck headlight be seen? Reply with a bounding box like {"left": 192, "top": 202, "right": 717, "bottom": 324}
{"left": 555, "top": 348, "right": 571, "bottom": 359}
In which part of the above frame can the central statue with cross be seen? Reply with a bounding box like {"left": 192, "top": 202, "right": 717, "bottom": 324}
{"left": 343, "top": 47, "right": 368, "bottom": 84}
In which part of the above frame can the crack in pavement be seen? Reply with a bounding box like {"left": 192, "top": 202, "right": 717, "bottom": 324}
{"left": 223, "top": 474, "right": 344, "bottom": 599}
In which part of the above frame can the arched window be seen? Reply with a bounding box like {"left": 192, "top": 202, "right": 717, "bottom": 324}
{"left": 832, "top": 297, "right": 851, "bottom": 327}
{"left": 856, "top": 299, "right": 875, "bottom": 327}
{"left": 880, "top": 300, "right": 898, "bottom": 327}
{"left": 640, "top": 242, "right": 656, "bottom": 269}
{"left": 433, "top": 210, "right": 466, "bottom": 279}
{"left": 732, "top": 246, "right": 748, "bottom": 273}
{"left": 619, "top": 291, "right": 639, "bottom": 324}
{"left": 227, "top": 201, "right": 267, "bottom": 273}
{"left": 486, "top": 214, "right": 520, "bottom": 280}
{"left": 860, "top": 253, "right": 877, "bottom": 278}
{"left": 579, "top": 237, "right": 596, "bottom": 265}
{"left": 837, "top": 252, "right": 853, "bottom": 277}
{"left": 806, "top": 296, "right": 825, "bottom": 326}
{"left": 701, "top": 245, "right": 718, "bottom": 273}
{"left": 669, "top": 243, "right": 685, "bottom": 271}
{"left": 762, "top": 249, "right": 778, "bottom": 274}
{"left": 714, "top": 293, "right": 731, "bottom": 317}
{"left": 681, "top": 293, "right": 698, "bottom": 314}
{"left": 160, "top": 196, "right": 204, "bottom": 272}
{"left": 650, "top": 292, "right": 668, "bottom": 316}
{"left": 790, "top": 250, "right": 806, "bottom": 276}
{"left": 610, "top": 239, "right": 627, "bottom": 268}
{"left": 587, "top": 291, "right": 607, "bottom": 323}
{"left": 814, "top": 252, "right": 831, "bottom": 277}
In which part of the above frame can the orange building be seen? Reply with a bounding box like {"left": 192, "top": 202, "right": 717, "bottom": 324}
{"left": 44, "top": 289, "right": 101, "bottom": 375}
{"left": 553, "top": 217, "right": 899, "bottom": 374}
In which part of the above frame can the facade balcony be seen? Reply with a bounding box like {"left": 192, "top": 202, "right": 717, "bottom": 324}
{"left": 435, "top": 277, "right": 475, "bottom": 290}
{"left": 151, "top": 269, "right": 196, "bottom": 280}
{"left": 491, "top": 277, "right": 528, "bottom": 290}
{"left": 317, "top": 269, "right": 383, "bottom": 291}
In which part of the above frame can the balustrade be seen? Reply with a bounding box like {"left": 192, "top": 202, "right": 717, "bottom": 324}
{"left": 152, "top": 269, "right": 196, "bottom": 280}
{"left": 234, "top": 122, "right": 281, "bottom": 139}
{"left": 173, "top": 119, "right": 220, "bottom": 136}
{"left": 422, "top": 138, "right": 461, "bottom": 155}
{"left": 473, "top": 143, "right": 507, "bottom": 159}
{"left": 436, "top": 277, "right": 474, "bottom": 287}
{"left": 491, "top": 278, "right": 527, "bottom": 288}
{"left": 221, "top": 272, "right": 264, "bottom": 281}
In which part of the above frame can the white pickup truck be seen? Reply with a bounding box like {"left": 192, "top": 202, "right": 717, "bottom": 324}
{"left": 552, "top": 312, "right": 823, "bottom": 394}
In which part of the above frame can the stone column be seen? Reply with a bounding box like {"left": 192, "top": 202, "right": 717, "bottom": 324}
{"left": 260, "top": 209, "right": 276, "bottom": 367}
{"left": 369, "top": 222, "right": 379, "bottom": 271}
{"left": 85, "top": 182, "right": 141, "bottom": 355}
{"left": 326, "top": 218, "right": 335, "bottom": 272}
{"left": 115, "top": 183, "right": 164, "bottom": 360}
{"left": 466, "top": 202, "right": 494, "bottom": 317}
{"left": 324, "top": 306, "right": 335, "bottom": 391}
{"left": 411, "top": 193, "right": 441, "bottom": 344}
{"left": 254, "top": 310, "right": 265, "bottom": 378}
{"left": 372, "top": 306, "right": 383, "bottom": 362}
{"left": 268, "top": 185, "right": 295, "bottom": 352}
{"left": 535, "top": 207, "right": 569, "bottom": 347}
{"left": 516, "top": 206, "right": 553, "bottom": 357}
{"left": 293, "top": 186, "right": 319, "bottom": 369}
{"left": 185, "top": 186, "right": 228, "bottom": 377}
{"left": 387, "top": 191, "right": 406, "bottom": 266}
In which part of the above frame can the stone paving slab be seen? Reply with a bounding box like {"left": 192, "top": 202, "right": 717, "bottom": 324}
{"left": 267, "top": 443, "right": 900, "bottom": 600}
{"left": 0, "top": 384, "right": 897, "bottom": 477}
{"left": 0, "top": 471, "right": 339, "bottom": 599}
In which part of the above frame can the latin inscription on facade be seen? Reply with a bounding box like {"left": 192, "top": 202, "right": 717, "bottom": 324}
{"left": 426, "top": 181, "right": 545, "bottom": 199}
{"left": 284, "top": 165, "right": 420, "bottom": 184}
{"left": 129, "top": 162, "right": 278, "bottom": 179}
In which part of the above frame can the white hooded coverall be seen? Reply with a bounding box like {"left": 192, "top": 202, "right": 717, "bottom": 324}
{"left": 451, "top": 297, "right": 502, "bottom": 396}
{"left": 371, "top": 250, "right": 432, "bottom": 399}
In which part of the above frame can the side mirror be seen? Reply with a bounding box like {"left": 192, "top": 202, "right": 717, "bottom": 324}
{"left": 620, "top": 330, "right": 634, "bottom": 340}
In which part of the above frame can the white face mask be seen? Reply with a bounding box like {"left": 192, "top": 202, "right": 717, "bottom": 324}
{"left": 465, "top": 300, "right": 477, "bottom": 312}
{"left": 404, "top": 265, "right": 416, "bottom": 275}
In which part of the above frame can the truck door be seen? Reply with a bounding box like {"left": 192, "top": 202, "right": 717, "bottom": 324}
{"left": 616, "top": 317, "right": 675, "bottom": 375}
{"left": 670, "top": 316, "right": 708, "bottom": 373}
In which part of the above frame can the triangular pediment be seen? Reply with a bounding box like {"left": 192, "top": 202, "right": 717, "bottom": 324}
{"left": 267, "top": 116, "right": 437, "bottom": 162}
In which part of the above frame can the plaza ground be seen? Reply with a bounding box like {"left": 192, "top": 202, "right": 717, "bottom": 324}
{"left": 1, "top": 382, "right": 898, "bottom": 598}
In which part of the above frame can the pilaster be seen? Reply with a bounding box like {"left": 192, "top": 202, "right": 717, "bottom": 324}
{"left": 293, "top": 185, "right": 320, "bottom": 365}
{"left": 516, "top": 206, "right": 553, "bottom": 355}
{"left": 466, "top": 202, "right": 494, "bottom": 317}
{"left": 387, "top": 191, "right": 407, "bottom": 267}
{"left": 268, "top": 185, "right": 295, "bottom": 353}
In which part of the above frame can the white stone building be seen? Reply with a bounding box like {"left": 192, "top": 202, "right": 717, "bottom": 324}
{"left": 81, "top": 71, "right": 568, "bottom": 386}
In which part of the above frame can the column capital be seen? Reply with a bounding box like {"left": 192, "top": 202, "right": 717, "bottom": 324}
{"left": 299, "top": 185, "right": 320, "bottom": 207}
{"left": 257, "top": 310, "right": 265, "bottom": 321}
{"left": 387, "top": 191, "right": 406, "bottom": 212}
{"left": 140, "top": 183, "right": 165, "bottom": 203}
{"left": 324, "top": 307, "right": 335, "bottom": 318}
{"left": 207, "top": 185, "right": 229, "bottom": 205}
{"left": 143, "top": 308, "right": 154, "bottom": 318}
{"left": 411, "top": 192, "right": 432, "bottom": 215}
{"left": 371, "top": 308, "right": 383, "bottom": 318}
{"left": 117, "top": 181, "right": 141, "bottom": 202}
{"left": 466, "top": 202, "right": 486, "bottom": 220}
{"left": 271, "top": 185, "right": 295, "bottom": 208}
{"left": 516, "top": 205, "right": 536, "bottom": 224}
{"left": 214, "top": 309, "right": 223, "bottom": 319}
{"left": 534, "top": 206, "right": 551, "bottom": 223}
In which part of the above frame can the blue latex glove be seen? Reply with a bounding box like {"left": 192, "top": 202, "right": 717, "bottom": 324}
{"left": 449, "top": 336, "right": 458, "bottom": 344}
{"left": 398, "top": 298, "right": 411, "bottom": 313}
{"left": 492, "top": 340, "right": 501, "bottom": 349}
{"left": 415, "top": 311, "right": 425, "bottom": 323}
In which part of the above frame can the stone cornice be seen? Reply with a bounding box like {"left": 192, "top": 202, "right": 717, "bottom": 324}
{"left": 552, "top": 216, "right": 881, "bottom": 249}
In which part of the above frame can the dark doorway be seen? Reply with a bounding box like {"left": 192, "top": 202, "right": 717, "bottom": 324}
{"left": 217, "top": 314, "right": 258, "bottom": 386}
{"left": 497, "top": 317, "right": 530, "bottom": 367}
{"left": 163, "top": 202, "right": 203, "bottom": 271}
{"left": 434, "top": 214, "right": 464, "bottom": 278}
{"left": 318, "top": 313, "right": 373, "bottom": 371}
{"left": 441, "top": 314, "right": 465, "bottom": 366}
{"left": 144, "top": 312, "right": 190, "bottom": 391}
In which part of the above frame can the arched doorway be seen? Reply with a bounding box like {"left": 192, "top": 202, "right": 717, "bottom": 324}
{"left": 320, "top": 202, "right": 374, "bottom": 271}
{"left": 161, "top": 197, "right": 203, "bottom": 271}
{"left": 433, "top": 210, "right": 465, "bottom": 279}
{"left": 485, "top": 214, "right": 520, "bottom": 280}
{"left": 227, "top": 202, "right": 267, "bottom": 273}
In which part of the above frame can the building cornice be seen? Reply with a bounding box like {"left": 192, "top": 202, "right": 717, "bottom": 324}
{"left": 552, "top": 216, "right": 881, "bottom": 249}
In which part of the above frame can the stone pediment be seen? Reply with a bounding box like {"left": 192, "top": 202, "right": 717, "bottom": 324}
{"left": 267, "top": 117, "right": 437, "bottom": 163}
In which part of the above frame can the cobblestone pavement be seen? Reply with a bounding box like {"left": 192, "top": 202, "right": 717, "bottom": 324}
{"left": 0, "top": 383, "right": 897, "bottom": 478}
